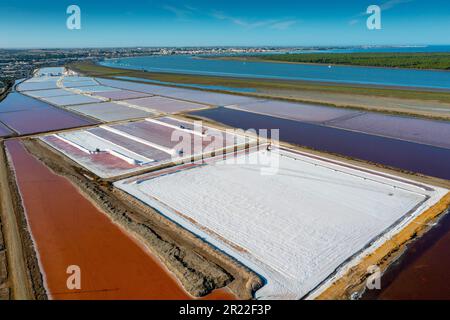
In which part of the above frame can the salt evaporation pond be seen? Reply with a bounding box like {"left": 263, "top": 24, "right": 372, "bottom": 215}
{"left": 0, "top": 122, "right": 13, "bottom": 137}
{"left": 0, "top": 92, "right": 49, "bottom": 113}
{"left": 98, "top": 77, "right": 450, "bottom": 150}
{"left": 327, "top": 113, "right": 450, "bottom": 150}
{"left": 191, "top": 107, "right": 450, "bottom": 180}
{"left": 24, "top": 88, "right": 74, "bottom": 99}
{"left": 96, "top": 78, "right": 261, "bottom": 106}
{"left": 17, "top": 80, "right": 59, "bottom": 91}
{"left": 67, "top": 102, "right": 155, "bottom": 122}
{"left": 227, "top": 100, "right": 360, "bottom": 124}
{"left": 227, "top": 101, "right": 450, "bottom": 149}
{"left": 41, "top": 117, "right": 247, "bottom": 178}
{"left": 93, "top": 89, "right": 151, "bottom": 101}
{"left": 0, "top": 93, "right": 96, "bottom": 135}
{"left": 124, "top": 96, "right": 208, "bottom": 113}
{"left": 41, "top": 94, "right": 103, "bottom": 107}
{"left": 115, "top": 147, "right": 447, "bottom": 299}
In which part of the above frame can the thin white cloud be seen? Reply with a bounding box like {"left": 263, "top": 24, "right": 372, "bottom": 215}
{"left": 380, "top": 0, "right": 414, "bottom": 10}
{"left": 348, "top": 0, "right": 414, "bottom": 26}
{"left": 212, "top": 11, "right": 298, "bottom": 30}
{"left": 163, "top": 5, "right": 194, "bottom": 20}
{"left": 270, "top": 20, "right": 299, "bottom": 30}
{"left": 163, "top": 6, "right": 299, "bottom": 30}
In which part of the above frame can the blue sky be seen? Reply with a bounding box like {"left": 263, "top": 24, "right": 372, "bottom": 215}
{"left": 1, "top": 0, "right": 449, "bottom": 48}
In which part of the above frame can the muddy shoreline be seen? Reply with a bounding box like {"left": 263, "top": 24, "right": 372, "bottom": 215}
{"left": 22, "top": 139, "right": 261, "bottom": 299}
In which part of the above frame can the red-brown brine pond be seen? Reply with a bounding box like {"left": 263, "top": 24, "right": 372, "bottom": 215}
{"left": 364, "top": 208, "right": 450, "bottom": 300}
{"left": 5, "top": 139, "right": 234, "bottom": 300}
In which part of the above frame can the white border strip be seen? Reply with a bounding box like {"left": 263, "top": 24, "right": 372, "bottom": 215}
{"left": 145, "top": 118, "right": 207, "bottom": 137}
{"left": 99, "top": 125, "right": 175, "bottom": 155}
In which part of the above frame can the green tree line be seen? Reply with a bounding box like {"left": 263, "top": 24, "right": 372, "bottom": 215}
{"left": 255, "top": 53, "right": 450, "bottom": 70}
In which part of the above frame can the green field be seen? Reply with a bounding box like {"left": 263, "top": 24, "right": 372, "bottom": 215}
{"left": 224, "top": 53, "right": 450, "bottom": 70}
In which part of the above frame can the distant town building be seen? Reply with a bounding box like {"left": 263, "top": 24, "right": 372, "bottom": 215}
{"left": 0, "top": 46, "right": 292, "bottom": 84}
{"left": 35, "top": 67, "right": 65, "bottom": 77}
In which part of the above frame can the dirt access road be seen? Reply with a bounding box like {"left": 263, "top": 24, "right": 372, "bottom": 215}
{"left": 0, "top": 141, "right": 34, "bottom": 299}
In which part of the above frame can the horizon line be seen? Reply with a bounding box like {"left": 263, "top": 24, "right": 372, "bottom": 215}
{"left": 2, "top": 44, "right": 450, "bottom": 50}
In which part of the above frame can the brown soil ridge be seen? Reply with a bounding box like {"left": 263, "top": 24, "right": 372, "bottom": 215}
{"left": 0, "top": 251, "right": 8, "bottom": 285}
{"left": 0, "top": 149, "right": 11, "bottom": 300}
{"left": 316, "top": 192, "right": 450, "bottom": 300}
{"left": 23, "top": 138, "right": 262, "bottom": 299}
{"left": 0, "top": 145, "right": 10, "bottom": 300}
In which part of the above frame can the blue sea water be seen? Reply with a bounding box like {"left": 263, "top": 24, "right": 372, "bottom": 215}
{"left": 101, "top": 46, "right": 450, "bottom": 90}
